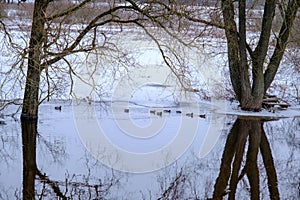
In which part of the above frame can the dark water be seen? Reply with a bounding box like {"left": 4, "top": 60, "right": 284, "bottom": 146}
{"left": 0, "top": 102, "right": 299, "bottom": 199}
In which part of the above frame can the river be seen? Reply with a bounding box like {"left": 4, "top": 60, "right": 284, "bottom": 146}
{"left": 0, "top": 100, "right": 299, "bottom": 199}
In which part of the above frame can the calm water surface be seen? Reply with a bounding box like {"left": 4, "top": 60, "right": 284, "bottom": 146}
{"left": 0, "top": 101, "right": 299, "bottom": 199}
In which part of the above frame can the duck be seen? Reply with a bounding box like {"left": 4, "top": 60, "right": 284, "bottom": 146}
{"left": 54, "top": 106, "right": 62, "bottom": 111}
{"left": 84, "top": 96, "right": 92, "bottom": 104}
{"left": 176, "top": 110, "right": 182, "bottom": 114}
{"left": 186, "top": 113, "right": 193, "bottom": 118}
{"left": 199, "top": 114, "right": 206, "bottom": 118}
{"left": 163, "top": 109, "right": 171, "bottom": 113}
{"left": 124, "top": 108, "right": 129, "bottom": 113}
{"left": 150, "top": 110, "right": 156, "bottom": 114}
{"left": 156, "top": 111, "right": 162, "bottom": 116}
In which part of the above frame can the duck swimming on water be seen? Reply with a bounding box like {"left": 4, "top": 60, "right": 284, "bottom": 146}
{"left": 186, "top": 113, "right": 193, "bottom": 118}
{"left": 150, "top": 110, "right": 156, "bottom": 114}
{"left": 55, "top": 106, "right": 62, "bottom": 111}
{"left": 156, "top": 111, "right": 162, "bottom": 116}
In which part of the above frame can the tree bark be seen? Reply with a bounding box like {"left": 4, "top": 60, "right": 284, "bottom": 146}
{"left": 21, "top": 0, "right": 49, "bottom": 120}
{"left": 221, "top": 0, "right": 242, "bottom": 103}
{"left": 250, "top": 0, "right": 276, "bottom": 109}
{"left": 238, "top": 0, "right": 253, "bottom": 109}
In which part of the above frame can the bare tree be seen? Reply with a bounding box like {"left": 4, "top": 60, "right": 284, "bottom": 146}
{"left": 133, "top": 0, "right": 300, "bottom": 110}
{"left": 5, "top": 0, "right": 299, "bottom": 121}
{"left": 19, "top": 0, "right": 197, "bottom": 120}
{"left": 220, "top": 0, "right": 299, "bottom": 111}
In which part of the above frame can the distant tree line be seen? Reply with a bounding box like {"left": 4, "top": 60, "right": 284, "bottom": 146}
{"left": 0, "top": 0, "right": 299, "bottom": 118}
{"left": 0, "top": 0, "right": 265, "bottom": 7}
{"left": 134, "top": 0, "right": 265, "bottom": 7}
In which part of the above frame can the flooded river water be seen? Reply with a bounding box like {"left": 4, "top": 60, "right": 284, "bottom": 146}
{"left": 0, "top": 101, "right": 299, "bottom": 199}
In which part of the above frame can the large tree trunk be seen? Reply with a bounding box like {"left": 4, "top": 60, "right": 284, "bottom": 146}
{"left": 21, "top": 0, "right": 48, "bottom": 120}
{"left": 221, "top": 0, "right": 299, "bottom": 111}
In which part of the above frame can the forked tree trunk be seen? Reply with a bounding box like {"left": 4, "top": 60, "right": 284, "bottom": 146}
{"left": 221, "top": 0, "right": 299, "bottom": 111}
{"left": 21, "top": 0, "right": 48, "bottom": 120}
{"left": 213, "top": 117, "right": 279, "bottom": 199}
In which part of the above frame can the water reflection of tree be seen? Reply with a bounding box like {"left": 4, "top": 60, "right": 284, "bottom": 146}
{"left": 21, "top": 120, "right": 119, "bottom": 199}
{"left": 212, "top": 117, "right": 279, "bottom": 200}
{"left": 22, "top": 120, "right": 37, "bottom": 199}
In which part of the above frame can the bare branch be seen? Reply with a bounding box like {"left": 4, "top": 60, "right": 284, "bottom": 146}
{"left": 42, "top": 5, "right": 137, "bottom": 68}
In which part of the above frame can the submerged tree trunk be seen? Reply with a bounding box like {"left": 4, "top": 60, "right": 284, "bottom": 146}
{"left": 21, "top": 0, "right": 48, "bottom": 120}
{"left": 221, "top": 0, "right": 299, "bottom": 111}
